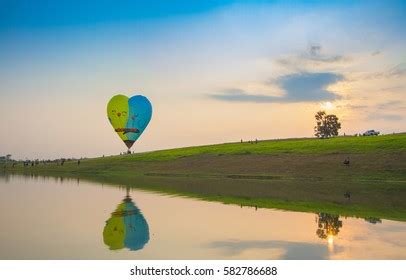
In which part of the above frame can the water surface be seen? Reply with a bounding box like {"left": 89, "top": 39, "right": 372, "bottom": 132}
{"left": 0, "top": 174, "right": 405, "bottom": 259}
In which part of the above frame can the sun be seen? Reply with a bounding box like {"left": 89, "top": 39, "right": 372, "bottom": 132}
{"left": 327, "top": 235, "right": 334, "bottom": 245}
{"left": 321, "top": 101, "right": 334, "bottom": 110}
{"left": 327, "top": 235, "right": 335, "bottom": 252}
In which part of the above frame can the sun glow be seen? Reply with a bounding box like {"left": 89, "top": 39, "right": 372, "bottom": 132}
{"left": 327, "top": 235, "right": 335, "bottom": 252}
{"left": 327, "top": 235, "right": 334, "bottom": 245}
{"left": 321, "top": 101, "right": 334, "bottom": 110}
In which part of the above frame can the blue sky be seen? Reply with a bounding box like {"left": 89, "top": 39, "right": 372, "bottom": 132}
{"left": 0, "top": 0, "right": 238, "bottom": 28}
{"left": 1, "top": 0, "right": 405, "bottom": 159}
{"left": 1, "top": 0, "right": 404, "bottom": 29}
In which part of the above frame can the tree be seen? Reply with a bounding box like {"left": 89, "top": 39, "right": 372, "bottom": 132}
{"left": 314, "top": 111, "right": 341, "bottom": 138}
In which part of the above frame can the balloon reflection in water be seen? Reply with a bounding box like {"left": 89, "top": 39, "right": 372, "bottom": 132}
{"left": 103, "top": 189, "right": 149, "bottom": 251}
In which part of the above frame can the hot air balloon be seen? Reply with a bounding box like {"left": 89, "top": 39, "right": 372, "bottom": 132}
{"left": 107, "top": 94, "right": 152, "bottom": 152}
{"left": 103, "top": 189, "right": 150, "bottom": 251}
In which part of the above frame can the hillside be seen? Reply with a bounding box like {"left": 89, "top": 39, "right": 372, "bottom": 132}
{"left": 16, "top": 133, "right": 405, "bottom": 182}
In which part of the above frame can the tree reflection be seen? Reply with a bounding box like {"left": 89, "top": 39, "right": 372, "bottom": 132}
{"left": 364, "top": 217, "right": 382, "bottom": 224}
{"left": 316, "top": 213, "right": 343, "bottom": 240}
{"left": 0, "top": 172, "right": 10, "bottom": 183}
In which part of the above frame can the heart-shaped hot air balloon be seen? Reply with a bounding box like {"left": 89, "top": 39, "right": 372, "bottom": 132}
{"left": 107, "top": 94, "right": 152, "bottom": 151}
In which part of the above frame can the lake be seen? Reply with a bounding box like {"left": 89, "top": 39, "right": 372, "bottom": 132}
{"left": 0, "top": 173, "right": 405, "bottom": 259}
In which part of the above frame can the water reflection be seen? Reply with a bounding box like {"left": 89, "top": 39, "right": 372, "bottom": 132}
{"left": 208, "top": 238, "right": 346, "bottom": 259}
{"left": 364, "top": 217, "right": 382, "bottom": 224}
{"left": 103, "top": 188, "right": 150, "bottom": 251}
{"left": 1, "top": 172, "right": 405, "bottom": 259}
{"left": 315, "top": 212, "right": 342, "bottom": 252}
{"left": 316, "top": 213, "right": 343, "bottom": 240}
{"left": 0, "top": 172, "right": 10, "bottom": 182}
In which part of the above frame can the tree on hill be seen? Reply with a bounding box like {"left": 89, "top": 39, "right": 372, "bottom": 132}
{"left": 314, "top": 111, "right": 341, "bottom": 138}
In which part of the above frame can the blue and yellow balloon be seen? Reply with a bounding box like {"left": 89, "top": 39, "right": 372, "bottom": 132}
{"left": 107, "top": 94, "right": 152, "bottom": 150}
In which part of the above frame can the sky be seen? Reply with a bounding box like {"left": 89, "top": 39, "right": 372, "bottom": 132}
{"left": 0, "top": 0, "right": 405, "bottom": 159}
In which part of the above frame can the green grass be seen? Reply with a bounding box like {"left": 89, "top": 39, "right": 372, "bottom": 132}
{"left": 9, "top": 134, "right": 403, "bottom": 182}
{"left": 114, "top": 133, "right": 406, "bottom": 161}
{"left": 2, "top": 134, "right": 406, "bottom": 222}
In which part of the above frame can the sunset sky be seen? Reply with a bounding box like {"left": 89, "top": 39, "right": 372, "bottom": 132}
{"left": 1, "top": 0, "right": 405, "bottom": 159}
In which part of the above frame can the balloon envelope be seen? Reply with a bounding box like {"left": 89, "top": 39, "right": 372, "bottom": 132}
{"left": 107, "top": 94, "right": 152, "bottom": 149}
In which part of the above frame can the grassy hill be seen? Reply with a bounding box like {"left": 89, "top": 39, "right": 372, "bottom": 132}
{"left": 3, "top": 134, "right": 406, "bottom": 221}
{"left": 104, "top": 133, "right": 406, "bottom": 161}
{"left": 34, "top": 133, "right": 406, "bottom": 182}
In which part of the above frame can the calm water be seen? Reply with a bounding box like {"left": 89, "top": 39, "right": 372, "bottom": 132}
{"left": 0, "top": 173, "right": 405, "bottom": 259}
